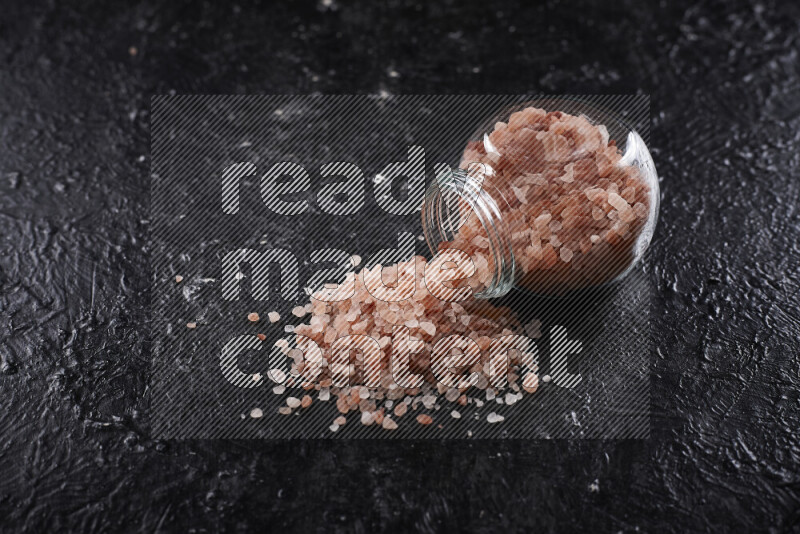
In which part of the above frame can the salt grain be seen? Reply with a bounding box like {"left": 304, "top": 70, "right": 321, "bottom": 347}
{"left": 382, "top": 417, "right": 398, "bottom": 430}
{"left": 522, "top": 373, "right": 539, "bottom": 393}
{"left": 416, "top": 414, "right": 433, "bottom": 425}
{"left": 268, "top": 369, "right": 287, "bottom": 383}
{"left": 487, "top": 412, "right": 504, "bottom": 424}
{"left": 394, "top": 403, "right": 408, "bottom": 417}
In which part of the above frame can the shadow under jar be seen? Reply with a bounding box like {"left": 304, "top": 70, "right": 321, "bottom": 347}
{"left": 422, "top": 97, "right": 660, "bottom": 298}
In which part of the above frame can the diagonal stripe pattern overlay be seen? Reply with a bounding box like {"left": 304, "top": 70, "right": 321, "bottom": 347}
{"left": 150, "top": 95, "right": 652, "bottom": 439}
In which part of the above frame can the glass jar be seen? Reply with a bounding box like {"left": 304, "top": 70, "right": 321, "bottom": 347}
{"left": 421, "top": 97, "right": 659, "bottom": 298}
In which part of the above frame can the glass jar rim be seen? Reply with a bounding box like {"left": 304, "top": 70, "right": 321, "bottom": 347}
{"left": 421, "top": 166, "right": 516, "bottom": 299}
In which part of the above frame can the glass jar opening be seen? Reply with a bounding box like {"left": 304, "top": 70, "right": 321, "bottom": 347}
{"left": 422, "top": 167, "right": 516, "bottom": 299}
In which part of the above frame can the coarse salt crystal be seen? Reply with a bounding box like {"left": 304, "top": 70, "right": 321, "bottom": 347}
{"left": 522, "top": 373, "right": 539, "bottom": 393}
{"left": 608, "top": 192, "right": 631, "bottom": 212}
{"left": 269, "top": 369, "right": 287, "bottom": 383}
{"left": 382, "top": 417, "right": 398, "bottom": 430}
{"left": 487, "top": 412, "right": 504, "bottom": 424}
{"left": 419, "top": 321, "right": 436, "bottom": 336}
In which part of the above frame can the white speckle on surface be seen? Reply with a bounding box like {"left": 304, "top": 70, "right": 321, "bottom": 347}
{"left": 570, "top": 411, "right": 581, "bottom": 426}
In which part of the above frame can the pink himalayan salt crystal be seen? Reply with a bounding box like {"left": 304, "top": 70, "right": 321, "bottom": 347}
{"left": 416, "top": 414, "right": 433, "bottom": 425}
{"left": 560, "top": 247, "right": 574, "bottom": 263}
{"left": 382, "top": 417, "right": 398, "bottom": 430}
{"left": 419, "top": 321, "right": 436, "bottom": 336}
{"left": 511, "top": 185, "right": 528, "bottom": 204}
{"left": 608, "top": 192, "right": 633, "bottom": 214}
{"left": 486, "top": 412, "right": 504, "bottom": 424}
{"left": 267, "top": 311, "right": 281, "bottom": 323}
{"left": 522, "top": 373, "right": 539, "bottom": 393}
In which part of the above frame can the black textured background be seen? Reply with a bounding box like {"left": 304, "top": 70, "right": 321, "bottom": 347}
{"left": 1, "top": 0, "right": 799, "bottom": 532}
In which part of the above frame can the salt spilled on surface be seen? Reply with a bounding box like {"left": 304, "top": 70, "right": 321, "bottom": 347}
{"left": 247, "top": 106, "right": 648, "bottom": 431}
{"left": 267, "top": 254, "right": 541, "bottom": 431}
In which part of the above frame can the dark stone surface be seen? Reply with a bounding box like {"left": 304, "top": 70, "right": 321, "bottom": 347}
{"left": 0, "top": 0, "right": 798, "bottom": 531}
